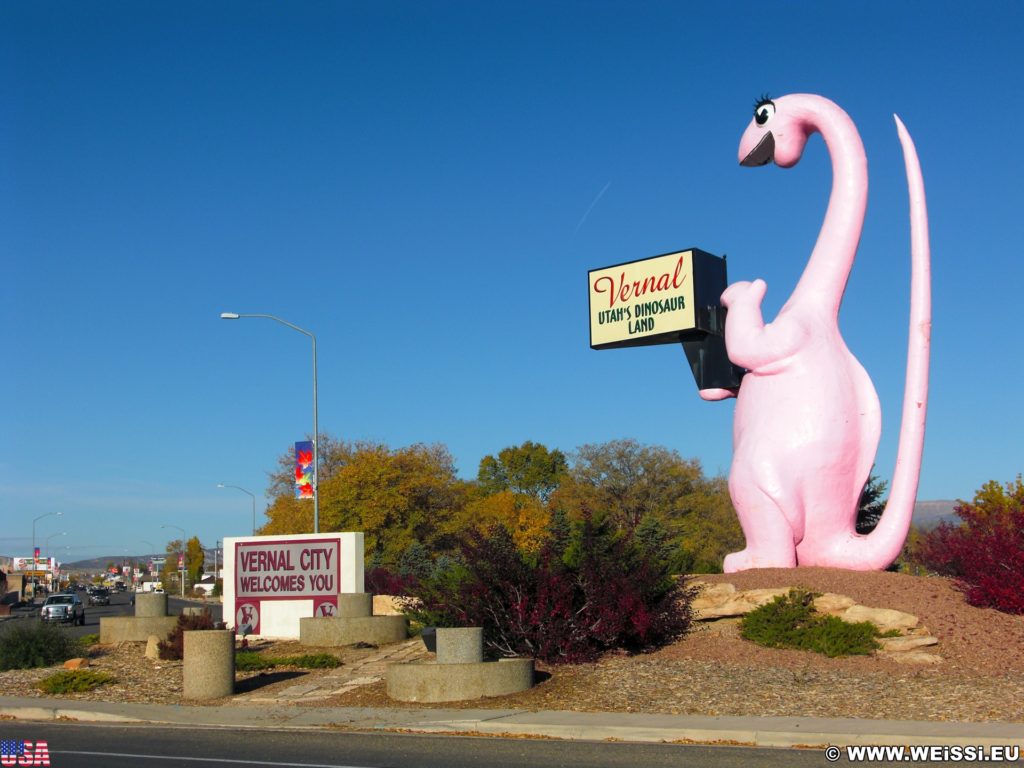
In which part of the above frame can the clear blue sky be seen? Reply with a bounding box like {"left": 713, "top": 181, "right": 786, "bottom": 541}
{"left": 3, "top": 2, "right": 1022, "bottom": 561}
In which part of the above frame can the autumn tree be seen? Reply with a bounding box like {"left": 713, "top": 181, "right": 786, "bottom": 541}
{"left": 186, "top": 536, "right": 205, "bottom": 585}
{"left": 261, "top": 439, "right": 469, "bottom": 566}
{"left": 915, "top": 476, "right": 1024, "bottom": 613}
{"left": 458, "top": 489, "right": 551, "bottom": 554}
{"left": 265, "top": 434, "right": 359, "bottom": 500}
{"left": 160, "top": 540, "right": 183, "bottom": 589}
{"left": 261, "top": 437, "right": 368, "bottom": 536}
{"left": 452, "top": 441, "right": 567, "bottom": 553}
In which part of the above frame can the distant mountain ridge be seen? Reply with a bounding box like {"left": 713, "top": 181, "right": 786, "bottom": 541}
{"left": 911, "top": 500, "right": 959, "bottom": 530}
{"left": 63, "top": 548, "right": 220, "bottom": 572}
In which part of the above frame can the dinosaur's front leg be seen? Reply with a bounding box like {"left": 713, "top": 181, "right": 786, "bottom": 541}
{"left": 721, "top": 279, "right": 806, "bottom": 371}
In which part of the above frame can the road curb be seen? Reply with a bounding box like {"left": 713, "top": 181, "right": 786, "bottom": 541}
{"left": 0, "top": 705, "right": 143, "bottom": 724}
{"left": 1, "top": 699, "right": 1021, "bottom": 748}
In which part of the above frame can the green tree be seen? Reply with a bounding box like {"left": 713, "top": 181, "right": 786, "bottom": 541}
{"left": 856, "top": 473, "right": 888, "bottom": 534}
{"left": 477, "top": 441, "right": 567, "bottom": 502}
{"left": 550, "top": 439, "right": 741, "bottom": 573}
{"left": 554, "top": 439, "right": 704, "bottom": 532}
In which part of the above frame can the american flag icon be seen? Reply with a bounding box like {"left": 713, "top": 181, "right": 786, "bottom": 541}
{"left": 0, "top": 739, "right": 24, "bottom": 758}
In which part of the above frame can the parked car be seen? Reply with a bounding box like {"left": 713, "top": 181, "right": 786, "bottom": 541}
{"left": 40, "top": 594, "right": 85, "bottom": 625}
{"left": 88, "top": 588, "right": 111, "bottom": 606}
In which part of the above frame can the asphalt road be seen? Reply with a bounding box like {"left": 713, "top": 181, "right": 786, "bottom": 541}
{"left": 0, "top": 722, "right": 862, "bottom": 768}
{"left": 1, "top": 589, "right": 223, "bottom": 640}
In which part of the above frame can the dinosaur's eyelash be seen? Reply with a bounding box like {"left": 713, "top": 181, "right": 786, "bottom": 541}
{"left": 753, "top": 93, "right": 774, "bottom": 113}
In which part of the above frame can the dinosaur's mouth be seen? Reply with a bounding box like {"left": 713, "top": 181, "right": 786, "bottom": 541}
{"left": 741, "top": 131, "right": 775, "bottom": 167}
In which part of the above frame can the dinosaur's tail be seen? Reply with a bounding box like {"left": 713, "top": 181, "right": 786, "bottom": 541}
{"left": 851, "top": 115, "right": 932, "bottom": 569}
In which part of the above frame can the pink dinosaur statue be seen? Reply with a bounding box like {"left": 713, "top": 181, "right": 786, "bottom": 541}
{"left": 700, "top": 94, "right": 931, "bottom": 572}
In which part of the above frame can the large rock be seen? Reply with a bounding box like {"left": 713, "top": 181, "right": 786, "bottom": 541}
{"left": 812, "top": 593, "right": 858, "bottom": 615}
{"left": 145, "top": 634, "right": 161, "bottom": 660}
{"left": 372, "top": 595, "right": 405, "bottom": 616}
{"left": 63, "top": 658, "right": 89, "bottom": 670}
{"left": 692, "top": 584, "right": 789, "bottom": 619}
{"left": 840, "top": 605, "right": 919, "bottom": 632}
{"left": 878, "top": 635, "right": 939, "bottom": 653}
{"left": 879, "top": 650, "right": 943, "bottom": 665}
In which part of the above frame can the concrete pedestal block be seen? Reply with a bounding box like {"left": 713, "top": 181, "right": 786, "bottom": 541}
{"left": 299, "top": 615, "right": 407, "bottom": 646}
{"left": 336, "top": 592, "right": 373, "bottom": 618}
{"left": 183, "top": 630, "right": 235, "bottom": 700}
{"left": 386, "top": 658, "right": 534, "bottom": 703}
{"left": 436, "top": 627, "right": 483, "bottom": 664}
{"left": 182, "top": 606, "right": 208, "bottom": 617}
{"left": 100, "top": 616, "right": 178, "bottom": 644}
{"left": 134, "top": 593, "right": 167, "bottom": 618}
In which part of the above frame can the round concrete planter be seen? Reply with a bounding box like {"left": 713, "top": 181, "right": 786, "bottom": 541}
{"left": 183, "top": 630, "right": 235, "bottom": 700}
{"left": 100, "top": 616, "right": 178, "bottom": 643}
{"left": 336, "top": 593, "right": 373, "bottom": 618}
{"left": 436, "top": 627, "right": 483, "bottom": 664}
{"left": 134, "top": 593, "right": 167, "bottom": 618}
{"left": 386, "top": 658, "right": 534, "bottom": 703}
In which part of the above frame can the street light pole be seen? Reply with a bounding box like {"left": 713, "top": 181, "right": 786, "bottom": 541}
{"left": 217, "top": 483, "right": 258, "bottom": 536}
{"left": 31, "top": 512, "right": 62, "bottom": 600}
{"left": 161, "top": 524, "right": 187, "bottom": 597}
{"left": 220, "top": 312, "right": 319, "bottom": 533}
{"left": 32, "top": 512, "right": 63, "bottom": 565}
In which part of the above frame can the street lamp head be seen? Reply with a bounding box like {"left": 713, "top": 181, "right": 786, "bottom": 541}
{"left": 220, "top": 312, "right": 240, "bottom": 320}
{"left": 217, "top": 483, "right": 225, "bottom": 488}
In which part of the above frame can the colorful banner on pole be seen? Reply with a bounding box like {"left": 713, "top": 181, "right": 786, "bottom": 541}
{"left": 295, "top": 440, "right": 314, "bottom": 499}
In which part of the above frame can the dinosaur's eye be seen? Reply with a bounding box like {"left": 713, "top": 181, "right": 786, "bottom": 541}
{"left": 754, "top": 101, "right": 775, "bottom": 126}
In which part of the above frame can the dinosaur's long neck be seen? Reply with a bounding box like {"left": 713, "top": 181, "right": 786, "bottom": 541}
{"left": 785, "top": 99, "right": 867, "bottom": 318}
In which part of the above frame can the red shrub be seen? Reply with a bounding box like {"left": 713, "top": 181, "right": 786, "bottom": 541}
{"left": 916, "top": 477, "right": 1024, "bottom": 614}
{"left": 365, "top": 567, "right": 418, "bottom": 596}
{"left": 157, "top": 609, "right": 216, "bottom": 660}
{"left": 410, "top": 514, "right": 694, "bottom": 663}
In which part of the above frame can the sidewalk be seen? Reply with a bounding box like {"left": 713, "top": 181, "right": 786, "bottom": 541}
{"left": 1, "top": 695, "right": 1021, "bottom": 749}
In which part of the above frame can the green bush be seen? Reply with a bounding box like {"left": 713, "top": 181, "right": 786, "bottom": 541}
{"left": 235, "top": 650, "right": 275, "bottom": 671}
{"left": 158, "top": 609, "right": 216, "bottom": 660}
{"left": 80, "top": 633, "right": 100, "bottom": 646}
{"left": 0, "top": 621, "right": 83, "bottom": 670}
{"left": 740, "top": 590, "right": 886, "bottom": 657}
{"left": 234, "top": 651, "right": 342, "bottom": 671}
{"left": 37, "top": 670, "right": 116, "bottom": 694}
{"left": 278, "top": 653, "right": 342, "bottom": 669}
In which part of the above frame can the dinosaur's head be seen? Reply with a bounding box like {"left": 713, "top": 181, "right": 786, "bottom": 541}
{"left": 738, "top": 94, "right": 812, "bottom": 169}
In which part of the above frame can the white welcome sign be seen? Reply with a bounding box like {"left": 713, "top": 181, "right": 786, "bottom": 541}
{"left": 222, "top": 531, "right": 364, "bottom": 639}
